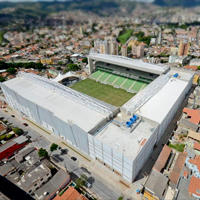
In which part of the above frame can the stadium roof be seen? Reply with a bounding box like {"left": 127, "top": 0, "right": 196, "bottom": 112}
{"left": 121, "top": 74, "right": 170, "bottom": 114}
{"left": 96, "top": 118, "right": 158, "bottom": 159}
{"left": 88, "top": 53, "right": 169, "bottom": 75}
{"left": 97, "top": 69, "right": 193, "bottom": 159}
{"left": 52, "top": 71, "right": 78, "bottom": 83}
{"left": 136, "top": 77, "right": 190, "bottom": 124}
{"left": 122, "top": 69, "right": 194, "bottom": 115}
{"left": 2, "top": 73, "right": 117, "bottom": 133}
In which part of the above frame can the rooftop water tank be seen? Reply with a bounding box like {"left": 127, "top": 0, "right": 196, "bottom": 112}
{"left": 126, "top": 121, "right": 131, "bottom": 128}
{"left": 130, "top": 117, "right": 135, "bottom": 122}
{"left": 173, "top": 73, "right": 179, "bottom": 78}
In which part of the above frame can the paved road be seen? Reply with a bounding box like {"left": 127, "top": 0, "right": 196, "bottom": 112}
{"left": 51, "top": 149, "right": 121, "bottom": 200}
{"left": 0, "top": 110, "right": 121, "bottom": 200}
{"left": 0, "top": 110, "right": 50, "bottom": 149}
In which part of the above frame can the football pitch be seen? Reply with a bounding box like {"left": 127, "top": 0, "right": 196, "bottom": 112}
{"left": 70, "top": 78, "right": 135, "bottom": 107}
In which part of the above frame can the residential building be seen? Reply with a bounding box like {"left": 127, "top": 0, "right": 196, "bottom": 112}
{"left": 121, "top": 45, "right": 127, "bottom": 57}
{"left": 178, "top": 41, "right": 190, "bottom": 56}
{"left": 143, "top": 169, "right": 169, "bottom": 200}
{"left": 0, "top": 136, "right": 28, "bottom": 161}
{"left": 35, "top": 169, "right": 71, "bottom": 200}
{"left": 17, "top": 163, "right": 51, "bottom": 195}
{"left": 54, "top": 186, "right": 87, "bottom": 200}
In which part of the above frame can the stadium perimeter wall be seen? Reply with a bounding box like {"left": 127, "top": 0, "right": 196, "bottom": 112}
{"left": 1, "top": 84, "right": 90, "bottom": 155}
{"left": 0, "top": 71, "right": 194, "bottom": 183}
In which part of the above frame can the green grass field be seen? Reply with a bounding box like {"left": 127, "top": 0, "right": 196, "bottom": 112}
{"left": 0, "top": 31, "right": 4, "bottom": 44}
{"left": 169, "top": 143, "right": 185, "bottom": 152}
{"left": 71, "top": 79, "right": 134, "bottom": 107}
{"left": 117, "top": 29, "right": 133, "bottom": 44}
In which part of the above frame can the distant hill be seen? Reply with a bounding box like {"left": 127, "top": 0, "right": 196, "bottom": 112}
{"left": 0, "top": 0, "right": 139, "bottom": 30}
{"left": 0, "top": 0, "right": 137, "bottom": 16}
{"left": 154, "top": 0, "right": 200, "bottom": 7}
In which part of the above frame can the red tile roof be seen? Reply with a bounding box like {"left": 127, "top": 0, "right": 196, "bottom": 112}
{"left": 183, "top": 108, "right": 200, "bottom": 125}
{"left": 184, "top": 65, "right": 198, "bottom": 71}
{"left": 194, "top": 142, "right": 200, "bottom": 151}
{"left": 153, "top": 145, "right": 172, "bottom": 172}
{"left": 169, "top": 152, "right": 187, "bottom": 185}
{"left": 189, "top": 156, "right": 200, "bottom": 172}
{"left": 24, "top": 69, "right": 39, "bottom": 75}
{"left": 0, "top": 123, "right": 6, "bottom": 133}
{"left": 53, "top": 187, "right": 87, "bottom": 200}
{"left": 188, "top": 176, "right": 200, "bottom": 197}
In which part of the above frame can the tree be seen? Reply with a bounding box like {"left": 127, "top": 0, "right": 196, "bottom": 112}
{"left": 12, "top": 127, "right": 24, "bottom": 136}
{"left": 63, "top": 68, "right": 69, "bottom": 74}
{"left": 6, "top": 67, "right": 17, "bottom": 74}
{"left": 56, "top": 66, "right": 62, "bottom": 71}
{"left": 38, "top": 148, "right": 48, "bottom": 158}
{"left": 82, "top": 57, "right": 88, "bottom": 64}
{"left": 58, "top": 61, "right": 64, "bottom": 65}
{"left": 75, "top": 174, "right": 88, "bottom": 189}
{"left": 50, "top": 143, "right": 58, "bottom": 152}
{"left": 67, "top": 63, "right": 80, "bottom": 71}
{"left": 0, "top": 76, "right": 5, "bottom": 82}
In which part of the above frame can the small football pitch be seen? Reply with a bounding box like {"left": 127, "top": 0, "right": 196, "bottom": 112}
{"left": 70, "top": 78, "right": 135, "bottom": 107}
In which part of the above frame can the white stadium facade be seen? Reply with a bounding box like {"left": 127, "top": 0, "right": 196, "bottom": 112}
{"left": 0, "top": 53, "right": 194, "bottom": 183}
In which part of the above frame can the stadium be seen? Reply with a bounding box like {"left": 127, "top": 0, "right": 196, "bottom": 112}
{"left": 0, "top": 53, "right": 194, "bottom": 183}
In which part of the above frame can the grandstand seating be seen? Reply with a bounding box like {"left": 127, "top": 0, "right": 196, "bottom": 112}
{"left": 114, "top": 77, "right": 126, "bottom": 87}
{"left": 107, "top": 74, "right": 118, "bottom": 84}
{"left": 99, "top": 72, "right": 110, "bottom": 82}
{"left": 90, "top": 70, "right": 148, "bottom": 93}
{"left": 122, "top": 79, "right": 136, "bottom": 90}
{"left": 90, "top": 70, "right": 102, "bottom": 79}
{"left": 131, "top": 81, "right": 147, "bottom": 92}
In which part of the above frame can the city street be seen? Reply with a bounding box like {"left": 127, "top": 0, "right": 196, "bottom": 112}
{"left": 51, "top": 150, "right": 121, "bottom": 200}
{"left": 0, "top": 110, "right": 50, "bottom": 149}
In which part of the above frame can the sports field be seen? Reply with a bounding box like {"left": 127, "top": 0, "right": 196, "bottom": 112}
{"left": 70, "top": 78, "right": 134, "bottom": 107}
{"left": 117, "top": 29, "right": 133, "bottom": 44}
{"left": 90, "top": 70, "right": 149, "bottom": 93}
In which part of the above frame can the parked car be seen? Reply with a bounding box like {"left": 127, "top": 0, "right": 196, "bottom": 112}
{"left": 81, "top": 167, "right": 91, "bottom": 174}
{"left": 71, "top": 156, "right": 77, "bottom": 161}
{"left": 86, "top": 181, "right": 92, "bottom": 188}
{"left": 23, "top": 123, "right": 28, "bottom": 127}
{"left": 60, "top": 148, "right": 68, "bottom": 155}
{"left": 11, "top": 115, "right": 15, "bottom": 118}
{"left": 51, "top": 155, "right": 60, "bottom": 163}
{"left": 52, "top": 154, "right": 63, "bottom": 162}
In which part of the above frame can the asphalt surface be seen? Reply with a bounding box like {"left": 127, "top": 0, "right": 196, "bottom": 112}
{"left": 52, "top": 150, "right": 121, "bottom": 200}
{"left": 0, "top": 110, "right": 50, "bottom": 149}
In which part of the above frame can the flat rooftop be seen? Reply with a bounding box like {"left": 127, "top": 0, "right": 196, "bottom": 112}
{"left": 88, "top": 53, "right": 169, "bottom": 75}
{"left": 137, "top": 77, "right": 190, "bottom": 124}
{"left": 2, "top": 73, "right": 117, "bottom": 133}
{"left": 96, "top": 118, "right": 158, "bottom": 160}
